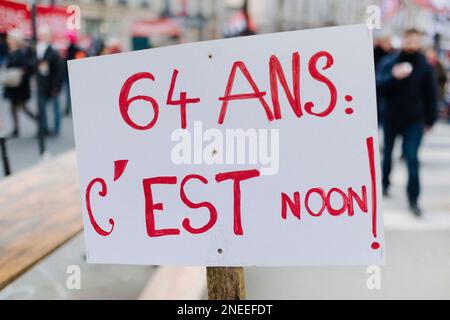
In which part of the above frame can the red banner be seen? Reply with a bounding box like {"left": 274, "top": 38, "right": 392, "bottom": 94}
{"left": 0, "top": 0, "right": 71, "bottom": 48}
{"left": 0, "top": 0, "right": 30, "bottom": 35}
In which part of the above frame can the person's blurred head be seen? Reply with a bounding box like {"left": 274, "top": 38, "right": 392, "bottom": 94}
{"left": 38, "top": 26, "right": 52, "bottom": 44}
{"left": 402, "top": 29, "right": 423, "bottom": 54}
{"left": 377, "top": 37, "right": 392, "bottom": 52}
{"left": 374, "top": 30, "right": 392, "bottom": 52}
{"left": 7, "top": 29, "right": 24, "bottom": 51}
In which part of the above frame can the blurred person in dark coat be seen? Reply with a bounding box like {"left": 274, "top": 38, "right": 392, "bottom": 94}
{"left": 377, "top": 29, "right": 438, "bottom": 217}
{"left": 36, "top": 27, "right": 63, "bottom": 136}
{"left": 425, "top": 47, "right": 448, "bottom": 115}
{"left": 374, "top": 34, "right": 394, "bottom": 68}
{"left": 63, "top": 31, "right": 85, "bottom": 116}
{"left": 373, "top": 32, "right": 394, "bottom": 125}
{"left": 3, "top": 29, "right": 35, "bottom": 137}
{"left": 0, "top": 33, "right": 7, "bottom": 66}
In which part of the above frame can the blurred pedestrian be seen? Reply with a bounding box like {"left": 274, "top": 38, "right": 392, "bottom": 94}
{"left": 63, "top": 31, "right": 86, "bottom": 116}
{"left": 87, "top": 37, "right": 104, "bottom": 57}
{"left": 2, "top": 29, "right": 35, "bottom": 138}
{"left": 0, "top": 33, "right": 7, "bottom": 66}
{"left": 374, "top": 32, "right": 394, "bottom": 125}
{"left": 425, "top": 47, "right": 448, "bottom": 117}
{"left": 377, "top": 29, "right": 438, "bottom": 217}
{"left": 374, "top": 34, "right": 394, "bottom": 67}
{"left": 36, "top": 27, "right": 63, "bottom": 136}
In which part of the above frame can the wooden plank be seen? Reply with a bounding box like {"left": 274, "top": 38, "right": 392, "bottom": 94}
{"left": 207, "top": 267, "right": 246, "bottom": 300}
{"left": 0, "top": 150, "right": 82, "bottom": 289}
{"left": 139, "top": 266, "right": 206, "bottom": 300}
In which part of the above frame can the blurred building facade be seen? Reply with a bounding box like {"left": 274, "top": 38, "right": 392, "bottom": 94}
{"left": 15, "top": 0, "right": 450, "bottom": 53}
{"left": 53, "top": 0, "right": 222, "bottom": 50}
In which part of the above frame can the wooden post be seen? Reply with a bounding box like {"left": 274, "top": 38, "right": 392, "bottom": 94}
{"left": 207, "top": 267, "right": 245, "bottom": 300}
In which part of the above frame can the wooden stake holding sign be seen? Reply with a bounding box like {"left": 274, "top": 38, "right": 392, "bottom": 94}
{"left": 207, "top": 267, "right": 245, "bottom": 300}
{"left": 69, "top": 25, "right": 384, "bottom": 299}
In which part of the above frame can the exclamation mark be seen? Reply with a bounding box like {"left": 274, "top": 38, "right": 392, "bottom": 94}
{"left": 366, "top": 137, "right": 380, "bottom": 250}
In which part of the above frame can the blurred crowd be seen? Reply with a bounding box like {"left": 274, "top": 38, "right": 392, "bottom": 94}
{"left": 0, "top": 28, "right": 123, "bottom": 138}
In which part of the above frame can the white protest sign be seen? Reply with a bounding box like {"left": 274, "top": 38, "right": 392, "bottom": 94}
{"left": 69, "top": 24, "right": 384, "bottom": 266}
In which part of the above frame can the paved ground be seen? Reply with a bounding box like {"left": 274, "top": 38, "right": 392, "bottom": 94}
{"left": 0, "top": 86, "right": 75, "bottom": 176}
{"left": 0, "top": 234, "right": 155, "bottom": 300}
{"left": 245, "top": 123, "right": 450, "bottom": 299}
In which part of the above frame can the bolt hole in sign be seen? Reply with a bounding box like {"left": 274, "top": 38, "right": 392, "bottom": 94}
{"left": 69, "top": 24, "right": 384, "bottom": 266}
